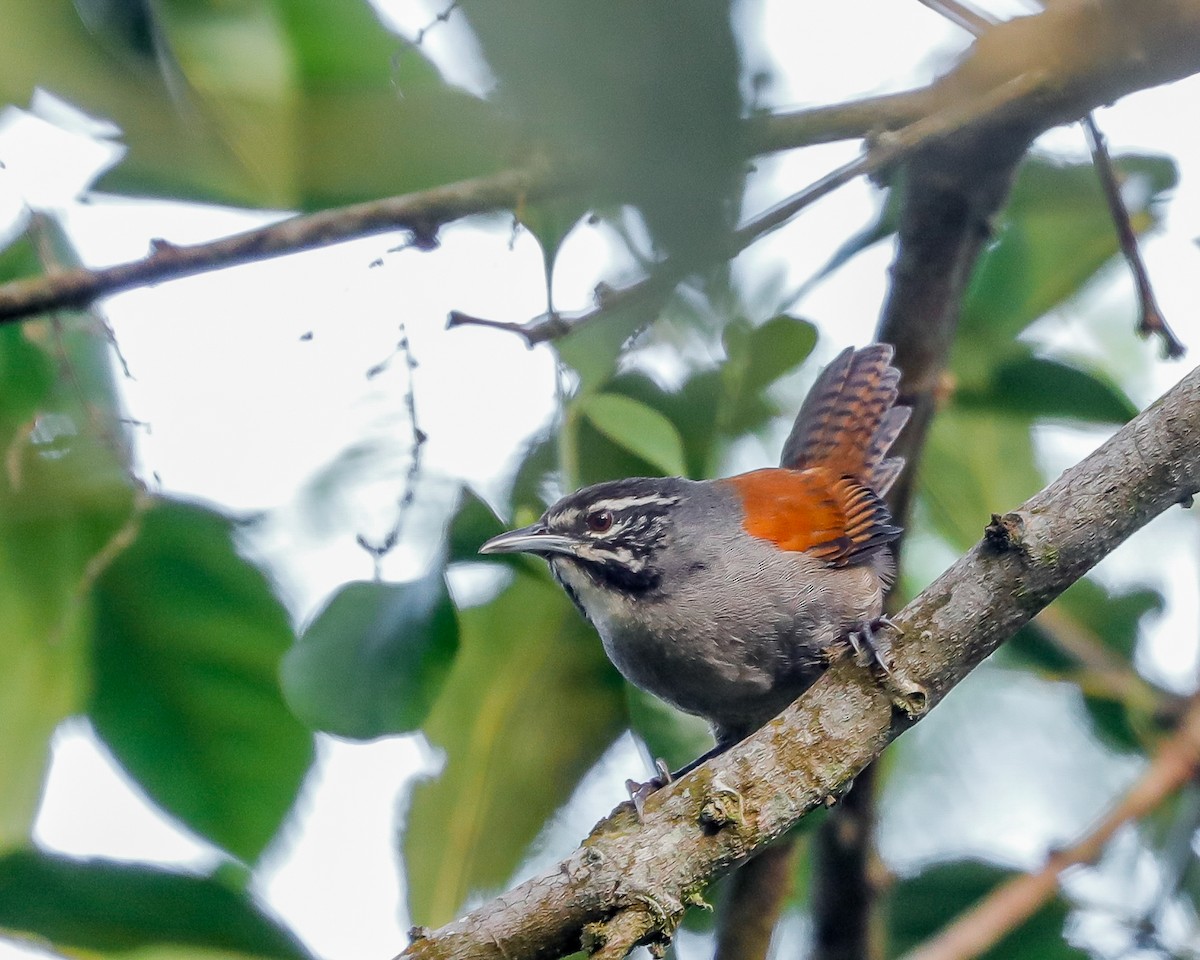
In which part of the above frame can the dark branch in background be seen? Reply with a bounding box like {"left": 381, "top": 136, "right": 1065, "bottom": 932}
{"left": 713, "top": 838, "right": 798, "bottom": 960}
{"left": 448, "top": 73, "right": 1045, "bottom": 346}
{"left": 902, "top": 691, "right": 1200, "bottom": 960}
{"left": 919, "top": 0, "right": 1186, "bottom": 360}
{"left": 1082, "top": 116, "right": 1186, "bottom": 358}
{"left": 397, "top": 360, "right": 1200, "bottom": 960}
{"left": 806, "top": 9, "right": 1036, "bottom": 954}
{"left": 810, "top": 767, "right": 884, "bottom": 960}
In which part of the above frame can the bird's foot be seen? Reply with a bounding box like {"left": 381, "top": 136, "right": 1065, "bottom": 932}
{"left": 625, "top": 758, "right": 672, "bottom": 820}
{"left": 847, "top": 616, "right": 928, "bottom": 717}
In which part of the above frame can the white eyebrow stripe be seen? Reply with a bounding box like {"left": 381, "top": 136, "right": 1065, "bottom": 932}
{"left": 589, "top": 494, "right": 681, "bottom": 512}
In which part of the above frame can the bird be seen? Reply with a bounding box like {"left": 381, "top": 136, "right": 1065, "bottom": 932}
{"left": 480, "top": 344, "right": 910, "bottom": 781}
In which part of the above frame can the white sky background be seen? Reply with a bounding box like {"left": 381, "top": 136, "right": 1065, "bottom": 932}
{"left": 3, "top": 1, "right": 1200, "bottom": 958}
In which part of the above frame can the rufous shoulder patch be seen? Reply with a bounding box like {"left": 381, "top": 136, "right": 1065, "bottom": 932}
{"left": 721, "top": 467, "right": 901, "bottom": 566}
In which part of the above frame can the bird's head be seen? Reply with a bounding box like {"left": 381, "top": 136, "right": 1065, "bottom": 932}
{"left": 479, "top": 477, "right": 691, "bottom": 600}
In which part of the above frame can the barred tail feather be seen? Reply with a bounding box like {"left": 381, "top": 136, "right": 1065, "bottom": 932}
{"left": 780, "top": 344, "right": 909, "bottom": 495}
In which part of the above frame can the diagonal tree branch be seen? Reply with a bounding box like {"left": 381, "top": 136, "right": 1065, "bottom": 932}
{"left": 902, "top": 690, "right": 1200, "bottom": 960}
{"left": 396, "top": 363, "right": 1200, "bottom": 960}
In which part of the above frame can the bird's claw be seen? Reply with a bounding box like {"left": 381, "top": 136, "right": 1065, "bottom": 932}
{"left": 848, "top": 616, "right": 928, "bottom": 717}
{"left": 626, "top": 758, "right": 672, "bottom": 820}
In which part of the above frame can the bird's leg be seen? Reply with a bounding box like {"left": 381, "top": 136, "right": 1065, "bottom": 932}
{"left": 847, "top": 615, "right": 897, "bottom": 672}
{"left": 847, "top": 616, "right": 928, "bottom": 717}
{"left": 626, "top": 739, "right": 742, "bottom": 818}
{"left": 626, "top": 758, "right": 673, "bottom": 819}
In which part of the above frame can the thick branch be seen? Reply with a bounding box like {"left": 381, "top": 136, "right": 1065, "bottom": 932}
{"left": 396, "top": 366, "right": 1200, "bottom": 960}
{"left": 805, "top": 24, "right": 1035, "bottom": 955}
{"left": 902, "top": 691, "right": 1200, "bottom": 960}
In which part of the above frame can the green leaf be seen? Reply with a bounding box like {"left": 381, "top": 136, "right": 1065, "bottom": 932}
{"left": 0, "top": 514, "right": 95, "bottom": 851}
{"left": 720, "top": 314, "right": 818, "bottom": 434}
{"left": 518, "top": 198, "right": 591, "bottom": 294}
{"left": 0, "top": 850, "right": 310, "bottom": 959}
{"left": 918, "top": 408, "right": 1044, "bottom": 552}
{"left": 0, "top": 233, "right": 133, "bottom": 850}
{"left": 404, "top": 575, "right": 625, "bottom": 926}
{"left": 889, "top": 860, "right": 1086, "bottom": 960}
{"left": 463, "top": 0, "right": 744, "bottom": 263}
{"left": 555, "top": 286, "right": 670, "bottom": 391}
{"left": 576, "top": 392, "right": 687, "bottom": 477}
{"left": 1082, "top": 693, "right": 1142, "bottom": 754}
{"left": 956, "top": 354, "right": 1137, "bottom": 424}
{"left": 281, "top": 573, "right": 459, "bottom": 740}
{"left": 89, "top": 499, "right": 313, "bottom": 864}
{"left": 446, "top": 488, "right": 508, "bottom": 564}
{"left": 1, "top": 0, "right": 505, "bottom": 209}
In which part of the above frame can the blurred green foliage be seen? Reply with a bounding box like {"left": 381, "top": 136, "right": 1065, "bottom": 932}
{"left": 0, "top": 1, "right": 1190, "bottom": 958}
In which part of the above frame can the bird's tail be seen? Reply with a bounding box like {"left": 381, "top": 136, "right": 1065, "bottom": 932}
{"left": 779, "top": 344, "right": 910, "bottom": 494}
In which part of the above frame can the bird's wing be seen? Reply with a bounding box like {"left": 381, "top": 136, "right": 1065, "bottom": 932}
{"left": 721, "top": 467, "right": 902, "bottom": 567}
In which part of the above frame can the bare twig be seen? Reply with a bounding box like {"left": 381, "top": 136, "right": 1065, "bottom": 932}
{"left": 413, "top": 1, "right": 460, "bottom": 45}
{"left": 0, "top": 164, "right": 565, "bottom": 324}
{"left": 357, "top": 323, "right": 428, "bottom": 579}
{"left": 449, "top": 72, "right": 1047, "bottom": 346}
{"left": 913, "top": 0, "right": 997, "bottom": 34}
{"left": 901, "top": 691, "right": 1200, "bottom": 960}
{"left": 1082, "top": 116, "right": 1186, "bottom": 358}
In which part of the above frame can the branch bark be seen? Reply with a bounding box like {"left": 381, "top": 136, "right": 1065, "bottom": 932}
{"left": 396, "top": 364, "right": 1200, "bottom": 960}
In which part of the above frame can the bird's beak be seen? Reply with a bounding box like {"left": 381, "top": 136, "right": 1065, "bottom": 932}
{"left": 479, "top": 524, "right": 579, "bottom": 558}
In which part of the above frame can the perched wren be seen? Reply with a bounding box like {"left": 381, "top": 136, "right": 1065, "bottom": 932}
{"left": 481, "top": 344, "right": 909, "bottom": 765}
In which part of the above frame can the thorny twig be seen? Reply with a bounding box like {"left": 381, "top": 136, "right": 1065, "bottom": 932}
{"left": 414, "top": 1, "right": 460, "bottom": 46}
{"left": 356, "top": 323, "right": 427, "bottom": 578}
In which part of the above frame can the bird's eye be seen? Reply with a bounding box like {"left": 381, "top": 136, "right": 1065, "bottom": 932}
{"left": 586, "top": 510, "right": 613, "bottom": 533}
